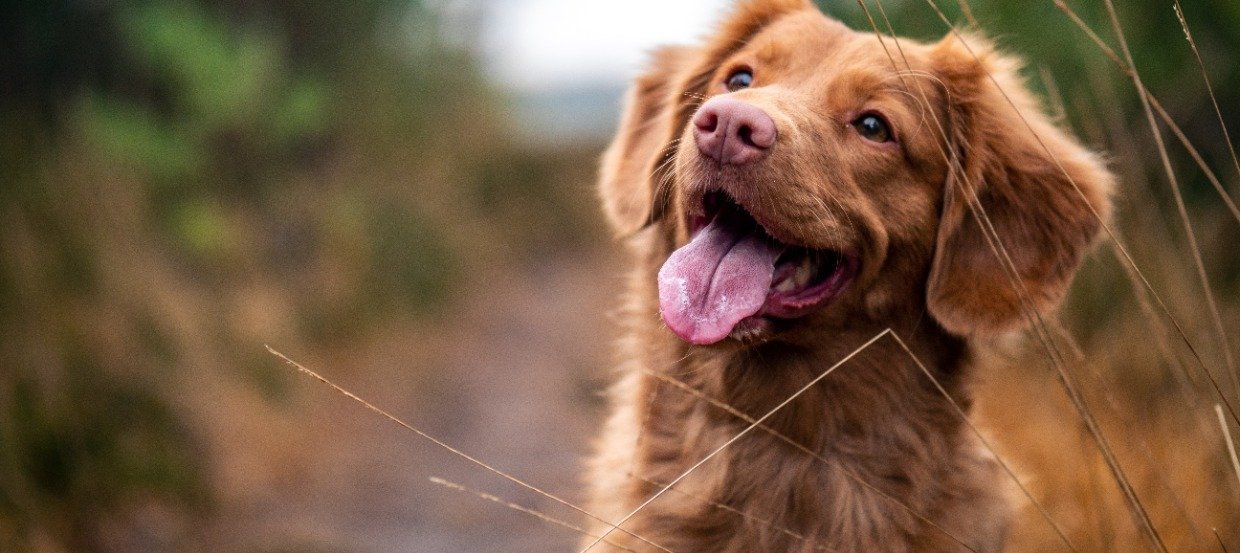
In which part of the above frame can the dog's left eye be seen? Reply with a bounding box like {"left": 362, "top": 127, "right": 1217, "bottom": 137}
{"left": 725, "top": 70, "right": 753, "bottom": 91}
{"left": 852, "top": 113, "right": 893, "bottom": 143}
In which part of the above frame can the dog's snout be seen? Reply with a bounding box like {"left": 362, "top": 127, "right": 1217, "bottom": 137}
{"left": 693, "top": 97, "right": 776, "bottom": 165}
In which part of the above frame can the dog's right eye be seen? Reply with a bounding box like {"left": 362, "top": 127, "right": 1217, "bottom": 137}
{"left": 725, "top": 70, "right": 753, "bottom": 91}
{"left": 852, "top": 113, "right": 893, "bottom": 143}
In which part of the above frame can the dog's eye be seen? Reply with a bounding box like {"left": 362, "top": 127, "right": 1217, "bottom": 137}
{"left": 725, "top": 70, "right": 753, "bottom": 91}
{"left": 852, "top": 113, "right": 893, "bottom": 143}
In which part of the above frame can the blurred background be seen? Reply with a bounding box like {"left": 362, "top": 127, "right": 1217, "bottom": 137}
{"left": 1, "top": 0, "right": 1237, "bottom": 551}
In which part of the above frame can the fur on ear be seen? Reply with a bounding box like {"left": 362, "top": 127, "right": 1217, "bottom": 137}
{"left": 598, "top": 46, "right": 690, "bottom": 235}
{"left": 597, "top": 0, "right": 815, "bottom": 236}
{"left": 925, "top": 34, "right": 1114, "bottom": 337}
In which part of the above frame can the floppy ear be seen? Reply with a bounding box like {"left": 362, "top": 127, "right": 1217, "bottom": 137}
{"left": 598, "top": 46, "right": 692, "bottom": 236}
{"left": 598, "top": 0, "right": 816, "bottom": 236}
{"left": 926, "top": 35, "right": 1114, "bottom": 337}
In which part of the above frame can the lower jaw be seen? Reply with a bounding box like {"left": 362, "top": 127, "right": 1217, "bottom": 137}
{"left": 724, "top": 286, "right": 853, "bottom": 344}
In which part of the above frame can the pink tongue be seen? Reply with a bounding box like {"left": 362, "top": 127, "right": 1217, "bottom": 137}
{"left": 657, "top": 212, "right": 784, "bottom": 345}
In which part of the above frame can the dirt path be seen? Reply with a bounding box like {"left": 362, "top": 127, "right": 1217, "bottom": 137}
{"left": 202, "top": 252, "right": 624, "bottom": 552}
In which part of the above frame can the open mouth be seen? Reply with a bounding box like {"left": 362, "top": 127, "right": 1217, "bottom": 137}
{"left": 657, "top": 191, "right": 859, "bottom": 345}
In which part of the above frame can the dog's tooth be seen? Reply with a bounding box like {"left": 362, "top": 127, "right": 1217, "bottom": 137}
{"left": 774, "top": 278, "right": 796, "bottom": 293}
{"left": 794, "top": 257, "right": 814, "bottom": 286}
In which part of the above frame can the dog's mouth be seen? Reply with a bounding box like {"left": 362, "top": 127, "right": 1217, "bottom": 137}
{"left": 657, "top": 191, "right": 859, "bottom": 345}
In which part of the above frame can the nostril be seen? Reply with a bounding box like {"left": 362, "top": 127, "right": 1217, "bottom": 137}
{"left": 694, "top": 110, "right": 719, "bottom": 134}
{"left": 736, "top": 125, "right": 755, "bottom": 147}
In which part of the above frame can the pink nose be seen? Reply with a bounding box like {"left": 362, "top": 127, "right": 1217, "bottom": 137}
{"left": 692, "top": 97, "right": 777, "bottom": 165}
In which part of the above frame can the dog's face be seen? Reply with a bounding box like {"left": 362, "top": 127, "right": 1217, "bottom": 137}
{"left": 601, "top": 0, "right": 1112, "bottom": 346}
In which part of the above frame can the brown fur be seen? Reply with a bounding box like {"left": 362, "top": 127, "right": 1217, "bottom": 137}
{"left": 586, "top": 1, "right": 1113, "bottom": 551}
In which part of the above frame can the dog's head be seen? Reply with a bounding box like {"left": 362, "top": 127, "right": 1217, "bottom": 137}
{"left": 600, "top": 0, "right": 1112, "bottom": 346}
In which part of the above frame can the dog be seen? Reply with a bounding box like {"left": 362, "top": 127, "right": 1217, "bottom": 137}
{"left": 583, "top": 0, "right": 1112, "bottom": 551}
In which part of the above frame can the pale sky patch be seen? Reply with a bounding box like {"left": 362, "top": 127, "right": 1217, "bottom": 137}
{"left": 478, "top": 0, "right": 732, "bottom": 92}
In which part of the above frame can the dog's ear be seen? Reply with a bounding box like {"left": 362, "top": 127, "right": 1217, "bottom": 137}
{"left": 598, "top": 46, "right": 691, "bottom": 236}
{"left": 599, "top": 0, "right": 815, "bottom": 236}
{"left": 925, "top": 35, "right": 1113, "bottom": 337}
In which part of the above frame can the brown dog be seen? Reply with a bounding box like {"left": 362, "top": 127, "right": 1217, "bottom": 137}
{"left": 584, "top": 1, "right": 1112, "bottom": 551}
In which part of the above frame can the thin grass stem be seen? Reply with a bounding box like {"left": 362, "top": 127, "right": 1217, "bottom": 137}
{"left": 1172, "top": 1, "right": 1240, "bottom": 185}
{"left": 266, "top": 346, "right": 675, "bottom": 553}
{"left": 429, "top": 477, "right": 640, "bottom": 553}
{"left": 1097, "top": 0, "right": 1238, "bottom": 422}
{"left": 1217, "top": 405, "right": 1240, "bottom": 491}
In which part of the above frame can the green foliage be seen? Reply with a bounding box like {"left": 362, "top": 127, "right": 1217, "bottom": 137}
{"left": 84, "top": 94, "right": 201, "bottom": 181}
{"left": 119, "top": 2, "right": 331, "bottom": 146}
{"left": 170, "top": 198, "right": 235, "bottom": 261}
{"left": 83, "top": 2, "right": 332, "bottom": 191}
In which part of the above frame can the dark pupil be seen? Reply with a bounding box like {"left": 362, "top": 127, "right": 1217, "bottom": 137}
{"left": 726, "top": 71, "right": 752, "bottom": 91}
{"left": 858, "top": 116, "right": 889, "bottom": 141}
